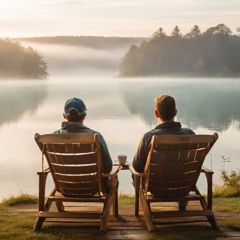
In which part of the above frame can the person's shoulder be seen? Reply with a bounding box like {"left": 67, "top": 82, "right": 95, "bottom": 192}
{"left": 87, "top": 129, "right": 105, "bottom": 140}
{"left": 182, "top": 128, "right": 195, "bottom": 134}
{"left": 141, "top": 128, "right": 158, "bottom": 142}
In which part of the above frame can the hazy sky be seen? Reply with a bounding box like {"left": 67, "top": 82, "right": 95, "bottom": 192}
{"left": 0, "top": 0, "right": 239, "bottom": 38}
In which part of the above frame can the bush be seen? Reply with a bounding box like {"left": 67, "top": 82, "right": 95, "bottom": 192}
{"left": 213, "top": 170, "right": 240, "bottom": 197}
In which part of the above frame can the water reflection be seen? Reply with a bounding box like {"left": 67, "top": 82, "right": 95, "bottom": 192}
{"left": 119, "top": 79, "right": 240, "bottom": 131}
{"left": 0, "top": 77, "right": 239, "bottom": 199}
{"left": 0, "top": 82, "right": 47, "bottom": 126}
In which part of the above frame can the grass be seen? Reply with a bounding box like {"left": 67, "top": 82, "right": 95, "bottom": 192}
{"left": 118, "top": 192, "right": 135, "bottom": 204}
{"left": 0, "top": 193, "right": 38, "bottom": 206}
{"left": 213, "top": 198, "right": 240, "bottom": 213}
{"left": 0, "top": 193, "right": 240, "bottom": 240}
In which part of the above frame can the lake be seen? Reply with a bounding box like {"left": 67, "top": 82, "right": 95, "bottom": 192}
{"left": 0, "top": 76, "right": 239, "bottom": 200}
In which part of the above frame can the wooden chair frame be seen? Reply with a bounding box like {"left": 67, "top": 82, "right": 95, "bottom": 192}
{"left": 34, "top": 133, "right": 119, "bottom": 232}
{"left": 130, "top": 133, "right": 219, "bottom": 232}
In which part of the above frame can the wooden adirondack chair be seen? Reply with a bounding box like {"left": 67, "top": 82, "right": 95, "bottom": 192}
{"left": 34, "top": 133, "right": 119, "bottom": 232}
{"left": 130, "top": 133, "right": 219, "bottom": 232}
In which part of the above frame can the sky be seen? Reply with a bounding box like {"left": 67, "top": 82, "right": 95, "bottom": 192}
{"left": 0, "top": 0, "right": 239, "bottom": 38}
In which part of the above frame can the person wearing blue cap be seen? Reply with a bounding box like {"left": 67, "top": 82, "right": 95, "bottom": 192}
{"left": 54, "top": 97, "right": 113, "bottom": 192}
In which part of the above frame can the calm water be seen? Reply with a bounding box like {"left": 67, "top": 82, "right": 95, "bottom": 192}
{"left": 0, "top": 76, "right": 239, "bottom": 200}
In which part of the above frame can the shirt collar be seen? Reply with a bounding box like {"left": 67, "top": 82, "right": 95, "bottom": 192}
{"left": 155, "top": 121, "right": 182, "bottom": 129}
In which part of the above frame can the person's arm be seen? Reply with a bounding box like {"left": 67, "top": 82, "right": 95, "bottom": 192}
{"left": 97, "top": 133, "right": 113, "bottom": 173}
{"left": 132, "top": 135, "right": 148, "bottom": 173}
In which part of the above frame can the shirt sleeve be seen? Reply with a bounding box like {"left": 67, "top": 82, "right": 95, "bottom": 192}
{"left": 132, "top": 134, "right": 148, "bottom": 173}
{"left": 97, "top": 133, "right": 113, "bottom": 173}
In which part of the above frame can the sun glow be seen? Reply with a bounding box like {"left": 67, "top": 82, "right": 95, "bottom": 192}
{"left": 0, "top": 0, "right": 240, "bottom": 37}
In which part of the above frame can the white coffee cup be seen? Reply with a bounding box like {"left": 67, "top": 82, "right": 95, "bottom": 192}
{"left": 117, "top": 154, "right": 127, "bottom": 165}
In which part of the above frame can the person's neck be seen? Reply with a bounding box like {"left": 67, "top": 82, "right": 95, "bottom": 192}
{"left": 158, "top": 119, "right": 174, "bottom": 125}
{"left": 68, "top": 120, "right": 84, "bottom": 124}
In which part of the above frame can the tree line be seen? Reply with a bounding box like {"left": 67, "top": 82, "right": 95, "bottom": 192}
{"left": 17, "top": 36, "right": 145, "bottom": 50}
{"left": 0, "top": 38, "right": 48, "bottom": 79}
{"left": 119, "top": 24, "right": 240, "bottom": 77}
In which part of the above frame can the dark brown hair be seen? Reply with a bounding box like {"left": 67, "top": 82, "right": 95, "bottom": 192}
{"left": 154, "top": 95, "right": 176, "bottom": 121}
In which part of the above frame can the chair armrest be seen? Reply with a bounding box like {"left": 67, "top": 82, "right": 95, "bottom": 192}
{"left": 102, "top": 165, "right": 120, "bottom": 177}
{"left": 37, "top": 167, "right": 50, "bottom": 175}
{"left": 129, "top": 165, "right": 145, "bottom": 177}
{"left": 201, "top": 166, "right": 214, "bottom": 174}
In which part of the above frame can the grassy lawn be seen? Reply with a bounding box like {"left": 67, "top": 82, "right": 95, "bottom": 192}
{"left": 213, "top": 197, "right": 240, "bottom": 213}
{"left": 0, "top": 194, "right": 239, "bottom": 240}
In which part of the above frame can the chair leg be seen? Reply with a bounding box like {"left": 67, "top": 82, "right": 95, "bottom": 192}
{"left": 197, "top": 193, "right": 220, "bottom": 231}
{"left": 178, "top": 200, "right": 188, "bottom": 211}
{"left": 134, "top": 176, "right": 140, "bottom": 217}
{"left": 135, "top": 194, "right": 139, "bottom": 217}
{"left": 33, "top": 217, "right": 45, "bottom": 231}
{"left": 113, "top": 175, "right": 119, "bottom": 217}
{"left": 113, "top": 188, "right": 119, "bottom": 217}
{"left": 55, "top": 201, "right": 65, "bottom": 212}
{"left": 100, "top": 176, "right": 117, "bottom": 232}
{"left": 139, "top": 193, "right": 154, "bottom": 232}
{"left": 207, "top": 215, "right": 221, "bottom": 231}
{"left": 100, "top": 193, "right": 114, "bottom": 232}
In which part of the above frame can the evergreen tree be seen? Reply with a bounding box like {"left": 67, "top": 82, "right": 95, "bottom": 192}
{"left": 171, "top": 26, "right": 182, "bottom": 38}
{"left": 152, "top": 27, "right": 167, "bottom": 39}
{"left": 185, "top": 25, "right": 201, "bottom": 38}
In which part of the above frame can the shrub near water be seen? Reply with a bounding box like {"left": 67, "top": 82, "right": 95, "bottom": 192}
{"left": 213, "top": 170, "right": 240, "bottom": 197}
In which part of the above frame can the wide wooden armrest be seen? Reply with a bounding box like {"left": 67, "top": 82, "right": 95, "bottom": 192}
{"left": 37, "top": 167, "right": 50, "bottom": 175}
{"left": 129, "top": 165, "right": 145, "bottom": 177}
{"left": 102, "top": 165, "right": 120, "bottom": 177}
{"left": 109, "top": 165, "right": 120, "bottom": 175}
{"left": 201, "top": 166, "right": 214, "bottom": 174}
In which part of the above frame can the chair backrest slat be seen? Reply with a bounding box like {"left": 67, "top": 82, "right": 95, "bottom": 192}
{"left": 46, "top": 151, "right": 96, "bottom": 165}
{"left": 35, "top": 133, "right": 104, "bottom": 197}
{"left": 144, "top": 134, "right": 218, "bottom": 197}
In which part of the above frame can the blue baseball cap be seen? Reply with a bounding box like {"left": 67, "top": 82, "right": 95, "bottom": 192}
{"left": 64, "top": 97, "right": 87, "bottom": 116}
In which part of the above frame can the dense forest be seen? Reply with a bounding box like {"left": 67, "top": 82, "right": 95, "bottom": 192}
{"left": 119, "top": 24, "right": 240, "bottom": 77}
{"left": 0, "top": 38, "right": 48, "bottom": 79}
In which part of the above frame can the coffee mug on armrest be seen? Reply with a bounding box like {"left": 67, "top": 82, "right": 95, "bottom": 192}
{"left": 117, "top": 154, "right": 127, "bottom": 165}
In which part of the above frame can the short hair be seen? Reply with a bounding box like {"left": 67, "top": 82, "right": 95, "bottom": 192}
{"left": 66, "top": 109, "right": 86, "bottom": 122}
{"left": 154, "top": 95, "right": 176, "bottom": 121}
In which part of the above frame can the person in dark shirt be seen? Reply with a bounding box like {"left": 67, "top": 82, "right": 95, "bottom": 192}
{"left": 54, "top": 97, "right": 113, "bottom": 192}
{"left": 132, "top": 94, "right": 195, "bottom": 173}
